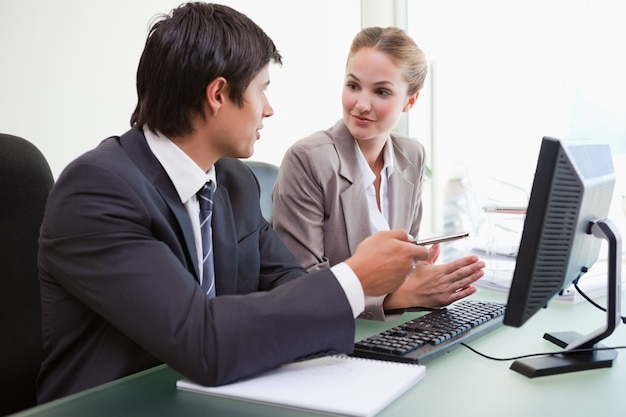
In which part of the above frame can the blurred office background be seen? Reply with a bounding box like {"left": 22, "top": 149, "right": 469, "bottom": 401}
{"left": 1, "top": 0, "right": 625, "bottom": 235}
{"left": 403, "top": 0, "right": 626, "bottom": 236}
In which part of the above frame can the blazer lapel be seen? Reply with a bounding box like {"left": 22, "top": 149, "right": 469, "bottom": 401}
{"left": 211, "top": 186, "right": 238, "bottom": 295}
{"left": 118, "top": 128, "right": 200, "bottom": 280}
{"left": 333, "top": 122, "right": 372, "bottom": 254}
{"left": 154, "top": 171, "right": 201, "bottom": 278}
{"left": 388, "top": 140, "right": 416, "bottom": 230}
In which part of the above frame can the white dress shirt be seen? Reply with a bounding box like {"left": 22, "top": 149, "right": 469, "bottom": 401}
{"left": 355, "top": 139, "right": 394, "bottom": 235}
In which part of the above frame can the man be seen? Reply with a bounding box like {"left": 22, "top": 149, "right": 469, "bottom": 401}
{"left": 36, "top": 2, "right": 428, "bottom": 403}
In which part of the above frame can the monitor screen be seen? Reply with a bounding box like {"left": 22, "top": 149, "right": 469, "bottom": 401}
{"left": 502, "top": 136, "right": 621, "bottom": 377}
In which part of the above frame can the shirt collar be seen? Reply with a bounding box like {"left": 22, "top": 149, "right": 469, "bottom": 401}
{"left": 143, "top": 126, "right": 216, "bottom": 203}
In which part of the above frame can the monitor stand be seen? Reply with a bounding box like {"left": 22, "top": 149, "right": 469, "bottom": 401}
{"left": 510, "top": 218, "right": 622, "bottom": 378}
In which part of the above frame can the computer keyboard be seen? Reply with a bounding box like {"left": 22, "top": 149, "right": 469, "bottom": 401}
{"left": 351, "top": 299, "right": 506, "bottom": 364}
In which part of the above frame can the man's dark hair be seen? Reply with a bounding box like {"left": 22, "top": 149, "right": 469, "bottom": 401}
{"left": 130, "top": 2, "right": 282, "bottom": 137}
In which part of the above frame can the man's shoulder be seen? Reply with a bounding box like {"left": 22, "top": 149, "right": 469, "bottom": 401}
{"left": 55, "top": 129, "right": 151, "bottom": 192}
{"left": 59, "top": 136, "right": 123, "bottom": 174}
{"left": 215, "top": 158, "right": 257, "bottom": 191}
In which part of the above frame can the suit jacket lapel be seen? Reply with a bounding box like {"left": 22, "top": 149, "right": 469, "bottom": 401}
{"left": 388, "top": 139, "right": 416, "bottom": 230}
{"left": 332, "top": 122, "right": 371, "bottom": 254}
{"left": 118, "top": 128, "right": 200, "bottom": 280}
{"left": 211, "top": 185, "right": 238, "bottom": 295}
{"left": 154, "top": 171, "right": 201, "bottom": 279}
{"left": 333, "top": 122, "right": 418, "bottom": 247}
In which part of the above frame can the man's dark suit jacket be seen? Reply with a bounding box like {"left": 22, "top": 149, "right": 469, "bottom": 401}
{"left": 36, "top": 127, "right": 355, "bottom": 403}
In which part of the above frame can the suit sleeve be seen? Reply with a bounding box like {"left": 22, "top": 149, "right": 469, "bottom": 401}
{"left": 39, "top": 158, "right": 356, "bottom": 388}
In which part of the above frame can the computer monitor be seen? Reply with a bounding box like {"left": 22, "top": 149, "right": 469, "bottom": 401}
{"left": 503, "top": 136, "right": 622, "bottom": 377}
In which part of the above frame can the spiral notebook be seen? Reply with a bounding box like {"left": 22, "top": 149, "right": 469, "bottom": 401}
{"left": 176, "top": 354, "right": 426, "bottom": 417}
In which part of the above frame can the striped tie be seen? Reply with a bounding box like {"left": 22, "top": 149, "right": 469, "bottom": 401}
{"left": 197, "top": 181, "right": 216, "bottom": 298}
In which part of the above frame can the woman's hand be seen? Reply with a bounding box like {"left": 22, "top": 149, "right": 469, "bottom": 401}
{"left": 383, "top": 253, "right": 485, "bottom": 310}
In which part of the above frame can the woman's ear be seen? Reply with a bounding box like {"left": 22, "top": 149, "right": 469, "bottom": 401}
{"left": 205, "top": 77, "right": 228, "bottom": 115}
{"left": 403, "top": 91, "right": 420, "bottom": 112}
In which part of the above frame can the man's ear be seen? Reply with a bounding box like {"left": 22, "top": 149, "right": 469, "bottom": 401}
{"left": 205, "top": 77, "right": 228, "bottom": 114}
{"left": 402, "top": 91, "right": 420, "bottom": 112}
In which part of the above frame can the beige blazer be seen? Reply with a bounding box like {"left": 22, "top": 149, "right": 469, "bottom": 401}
{"left": 273, "top": 120, "right": 426, "bottom": 320}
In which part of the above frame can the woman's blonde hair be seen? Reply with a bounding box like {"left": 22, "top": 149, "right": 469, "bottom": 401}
{"left": 348, "top": 26, "right": 427, "bottom": 96}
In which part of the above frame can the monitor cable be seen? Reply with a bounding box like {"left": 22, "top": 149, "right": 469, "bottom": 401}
{"left": 463, "top": 267, "right": 626, "bottom": 362}
{"left": 461, "top": 343, "right": 626, "bottom": 362}
{"left": 573, "top": 270, "right": 626, "bottom": 325}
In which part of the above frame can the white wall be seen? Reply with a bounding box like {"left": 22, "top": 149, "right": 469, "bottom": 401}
{"left": 0, "top": 0, "right": 360, "bottom": 178}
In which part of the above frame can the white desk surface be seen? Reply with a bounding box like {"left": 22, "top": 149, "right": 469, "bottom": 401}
{"left": 364, "top": 287, "right": 626, "bottom": 417}
{"left": 13, "top": 286, "right": 626, "bottom": 417}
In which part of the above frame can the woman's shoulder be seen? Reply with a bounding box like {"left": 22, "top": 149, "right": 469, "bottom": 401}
{"left": 391, "top": 132, "right": 425, "bottom": 152}
{"left": 281, "top": 124, "right": 346, "bottom": 177}
{"left": 290, "top": 123, "right": 339, "bottom": 150}
{"left": 284, "top": 123, "right": 345, "bottom": 162}
{"left": 291, "top": 131, "right": 334, "bottom": 150}
{"left": 390, "top": 133, "right": 426, "bottom": 167}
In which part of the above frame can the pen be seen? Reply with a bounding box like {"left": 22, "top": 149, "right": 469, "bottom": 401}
{"left": 413, "top": 231, "right": 469, "bottom": 246}
{"left": 482, "top": 206, "right": 527, "bottom": 215}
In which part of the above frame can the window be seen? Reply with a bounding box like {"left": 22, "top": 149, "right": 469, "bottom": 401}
{"left": 405, "top": 0, "right": 626, "bottom": 234}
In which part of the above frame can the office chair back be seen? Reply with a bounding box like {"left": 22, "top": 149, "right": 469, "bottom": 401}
{"left": 0, "top": 134, "right": 54, "bottom": 415}
{"left": 242, "top": 160, "right": 279, "bottom": 225}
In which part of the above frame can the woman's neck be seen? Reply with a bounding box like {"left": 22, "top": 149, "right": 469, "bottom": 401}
{"left": 355, "top": 136, "right": 387, "bottom": 169}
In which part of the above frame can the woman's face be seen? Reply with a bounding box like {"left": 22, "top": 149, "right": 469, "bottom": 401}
{"left": 342, "top": 47, "right": 417, "bottom": 143}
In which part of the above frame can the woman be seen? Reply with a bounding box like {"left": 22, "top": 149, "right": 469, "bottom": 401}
{"left": 273, "top": 27, "right": 484, "bottom": 320}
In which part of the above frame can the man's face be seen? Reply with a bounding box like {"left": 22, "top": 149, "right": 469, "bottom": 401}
{"left": 211, "top": 65, "right": 274, "bottom": 159}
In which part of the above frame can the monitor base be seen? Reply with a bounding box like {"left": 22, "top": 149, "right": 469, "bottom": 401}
{"left": 510, "top": 331, "right": 617, "bottom": 378}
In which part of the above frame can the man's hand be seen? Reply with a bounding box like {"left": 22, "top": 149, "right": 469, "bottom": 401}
{"left": 345, "top": 229, "right": 429, "bottom": 297}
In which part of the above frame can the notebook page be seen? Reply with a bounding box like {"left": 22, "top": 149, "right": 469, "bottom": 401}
{"left": 176, "top": 354, "right": 426, "bottom": 417}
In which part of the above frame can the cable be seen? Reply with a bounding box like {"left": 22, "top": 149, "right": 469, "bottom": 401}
{"left": 461, "top": 342, "right": 626, "bottom": 362}
{"left": 462, "top": 269, "right": 626, "bottom": 362}
{"left": 573, "top": 274, "right": 626, "bottom": 325}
